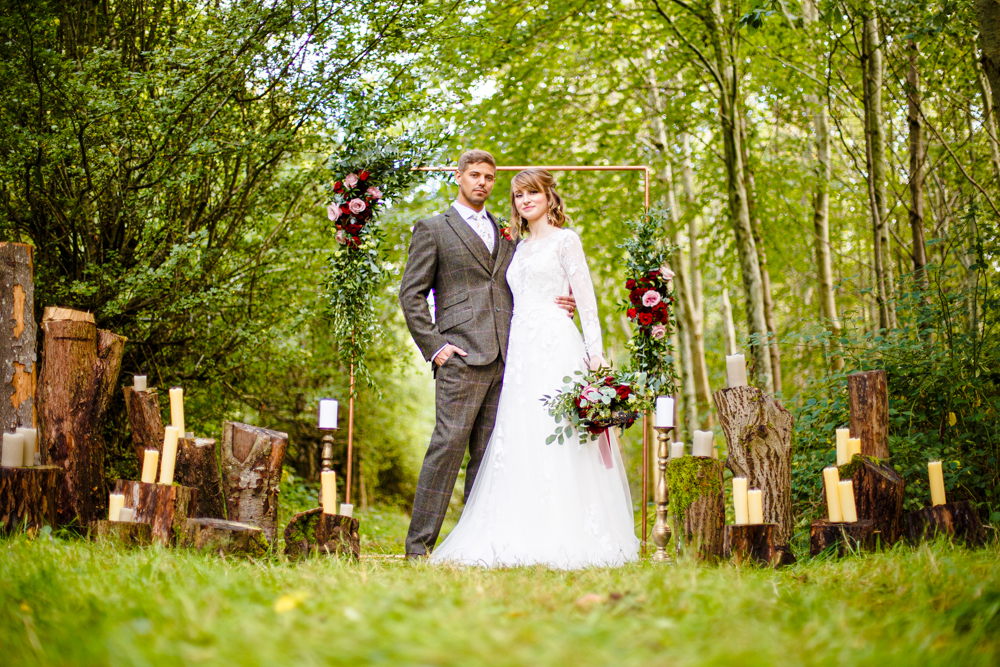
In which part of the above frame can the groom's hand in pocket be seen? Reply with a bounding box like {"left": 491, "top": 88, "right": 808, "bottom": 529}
{"left": 554, "top": 287, "right": 576, "bottom": 318}
{"left": 435, "top": 344, "right": 468, "bottom": 366}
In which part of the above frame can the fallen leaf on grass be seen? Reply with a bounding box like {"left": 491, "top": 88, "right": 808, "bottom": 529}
{"left": 575, "top": 593, "right": 606, "bottom": 609}
{"left": 274, "top": 591, "right": 310, "bottom": 613}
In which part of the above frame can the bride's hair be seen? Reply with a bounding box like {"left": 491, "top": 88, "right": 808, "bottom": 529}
{"left": 509, "top": 169, "right": 570, "bottom": 238}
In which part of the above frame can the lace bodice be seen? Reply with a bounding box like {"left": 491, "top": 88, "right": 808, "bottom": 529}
{"left": 506, "top": 228, "right": 603, "bottom": 360}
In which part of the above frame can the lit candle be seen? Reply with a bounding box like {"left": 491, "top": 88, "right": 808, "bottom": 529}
{"left": 669, "top": 441, "right": 685, "bottom": 460}
{"left": 141, "top": 449, "right": 159, "bottom": 484}
{"left": 169, "top": 387, "right": 185, "bottom": 438}
{"left": 928, "top": 461, "right": 946, "bottom": 506}
{"left": 1, "top": 433, "right": 24, "bottom": 467}
{"left": 732, "top": 477, "right": 749, "bottom": 525}
{"left": 339, "top": 503, "right": 354, "bottom": 518}
{"left": 692, "top": 430, "right": 714, "bottom": 457}
{"left": 726, "top": 354, "right": 748, "bottom": 388}
{"left": 159, "top": 426, "right": 179, "bottom": 485}
{"left": 836, "top": 429, "right": 850, "bottom": 466}
{"left": 321, "top": 470, "right": 337, "bottom": 514}
{"left": 747, "top": 489, "right": 764, "bottom": 525}
{"left": 118, "top": 507, "right": 135, "bottom": 522}
{"left": 134, "top": 375, "right": 147, "bottom": 392}
{"left": 108, "top": 493, "right": 125, "bottom": 521}
{"left": 847, "top": 438, "right": 862, "bottom": 461}
{"left": 823, "top": 467, "right": 843, "bottom": 522}
{"left": 318, "top": 398, "right": 339, "bottom": 429}
{"left": 15, "top": 428, "right": 36, "bottom": 468}
{"left": 838, "top": 480, "right": 858, "bottom": 523}
{"left": 655, "top": 396, "right": 675, "bottom": 428}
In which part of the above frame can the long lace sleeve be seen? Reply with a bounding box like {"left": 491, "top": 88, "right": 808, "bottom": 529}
{"left": 558, "top": 230, "right": 604, "bottom": 360}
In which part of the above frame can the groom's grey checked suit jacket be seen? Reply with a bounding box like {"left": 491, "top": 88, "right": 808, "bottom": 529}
{"left": 399, "top": 206, "right": 517, "bottom": 555}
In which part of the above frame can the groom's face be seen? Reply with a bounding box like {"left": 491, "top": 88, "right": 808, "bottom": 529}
{"left": 455, "top": 162, "right": 496, "bottom": 208}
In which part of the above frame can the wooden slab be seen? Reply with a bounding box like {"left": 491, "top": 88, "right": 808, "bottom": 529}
{"left": 284, "top": 508, "right": 360, "bottom": 560}
{"left": 91, "top": 519, "right": 153, "bottom": 547}
{"left": 906, "top": 500, "right": 984, "bottom": 547}
{"left": 810, "top": 519, "right": 876, "bottom": 556}
{"left": 177, "top": 518, "right": 266, "bottom": 556}
{"left": 724, "top": 524, "right": 796, "bottom": 567}
{"left": 113, "top": 480, "right": 196, "bottom": 546}
{"left": 0, "top": 466, "right": 61, "bottom": 532}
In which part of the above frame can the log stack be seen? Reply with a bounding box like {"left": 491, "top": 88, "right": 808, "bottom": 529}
{"left": 838, "top": 455, "right": 905, "bottom": 546}
{"left": 220, "top": 421, "right": 288, "bottom": 543}
{"left": 665, "top": 456, "right": 725, "bottom": 561}
{"left": 113, "top": 479, "right": 196, "bottom": 545}
{"left": 176, "top": 438, "right": 225, "bottom": 519}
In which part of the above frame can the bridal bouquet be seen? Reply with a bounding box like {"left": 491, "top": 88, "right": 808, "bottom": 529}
{"left": 541, "top": 367, "right": 654, "bottom": 444}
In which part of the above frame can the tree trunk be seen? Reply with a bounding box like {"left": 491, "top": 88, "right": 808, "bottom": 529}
{"left": 838, "top": 454, "right": 905, "bottom": 545}
{"left": 176, "top": 437, "right": 225, "bottom": 519}
{"left": 847, "top": 370, "right": 889, "bottom": 459}
{"left": 975, "top": 51, "right": 1000, "bottom": 185}
{"left": 667, "top": 457, "right": 725, "bottom": 561}
{"left": 724, "top": 524, "right": 795, "bottom": 567}
{"left": 284, "top": 507, "right": 361, "bottom": 560}
{"left": 90, "top": 520, "right": 153, "bottom": 547}
{"left": 0, "top": 243, "right": 37, "bottom": 434}
{"left": 907, "top": 41, "right": 929, "bottom": 292}
{"left": 977, "top": 0, "right": 1000, "bottom": 135}
{"left": 810, "top": 519, "right": 876, "bottom": 556}
{"left": 220, "top": 421, "right": 288, "bottom": 543}
{"left": 113, "top": 479, "right": 196, "bottom": 546}
{"left": 38, "top": 308, "right": 127, "bottom": 526}
{"left": 713, "top": 386, "right": 794, "bottom": 545}
{"left": 721, "top": 281, "right": 738, "bottom": 356}
{"left": 123, "top": 386, "right": 164, "bottom": 463}
{"left": 177, "top": 518, "right": 266, "bottom": 556}
{"left": 0, "top": 466, "right": 61, "bottom": 532}
{"left": 906, "top": 500, "right": 984, "bottom": 547}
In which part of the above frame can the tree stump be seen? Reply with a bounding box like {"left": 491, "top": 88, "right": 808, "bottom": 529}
{"left": 713, "top": 386, "right": 794, "bottom": 546}
{"left": 848, "top": 370, "right": 889, "bottom": 459}
{"left": 123, "top": 386, "right": 165, "bottom": 463}
{"left": 0, "top": 242, "right": 37, "bottom": 436}
{"left": 724, "top": 524, "right": 795, "bottom": 567}
{"left": 177, "top": 518, "right": 266, "bottom": 556}
{"left": 666, "top": 457, "right": 725, "bottom": 561}
{"left": 113, "top": 480, "right": 196, "bottom": 546}
{"left": 838, "top": 455, "right": 905, "bottom": 545}
{"left": 176, "top": 438, "right": 225, "bottom": 519}
{"left": 906, "top": 501, "right": 984, "bottom": 547}
{"left": 220, "top": 421, "right": 288, "bottom": 543}
{"left": 284, "top": 508, "right": 360, "bottom": 560}
{"left": 37, "top": 308, "right": 127, "bottom": 526}
{"left": 0, "top": 466, "right": 61, "bottom": 532}
{"left": 91, "top": 520, "right": 153, "bottom": 547}
{"left": 810, "top": 519, "right": 876, "bottom": 556}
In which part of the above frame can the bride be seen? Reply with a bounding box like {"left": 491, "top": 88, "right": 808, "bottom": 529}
{"left": 430, "top": 169, "right": 640, "bottom": 569}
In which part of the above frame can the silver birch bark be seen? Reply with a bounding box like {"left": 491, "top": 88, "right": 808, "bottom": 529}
{"left": 977, "top": 0, "right": 1000, "bottom": 135}
{"left": 907, "top": 40, "right": 929, "bottom": 292}
{"left": 975, "top": 53, "right": 1000, "bottom": 186}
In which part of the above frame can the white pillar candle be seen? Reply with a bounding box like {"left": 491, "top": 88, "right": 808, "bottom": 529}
{"left": 847, "top": 438, "right": 862, "bottom": 460}
{"left": 2, "top": 433, "right": 25, "bottom": 467}
{"left": 169, "top": 387, "right": 185, "bottom": 438}
{"left": 339, "top": 503, "right": 353, "bottom": 518}
{"left": 134, "top": 375, "right": 147, "bottom": 392}
{"left": 928, "top": 461, "right": 946, "bottom": 506}
{"left": 108, "top": 493, "right": 125, "bottom": 521}
{"left": 318, "top": 399, "right": 339, "bottom": 429}
{"left": 140, "top": 449, "right": 159, "bottom": 484}
{"left": 159, "top": 426, "right": 179, "bottom": 485}
{"left": 838, "top": 480, "right": 858, "bottom": 523}
{"left": 747, "top": 489, "right": 764, "bottom": 525}
{"left": 823, "top": 467, "right": 843, "bottom": 522}
{"left": 118, "top": 507, "right": 135, "bottom": 523}
{"left": 669, "top": 441, "right": 685, "bottom": 460}
{"left": 836, "top": 429, "right": 851, "bottom": 466}
{"left": 732, "top": 477, "right": 749, "bottom": 525}
{"left": 15, "top": 428, "right": 36, "bottom": 468}
{"left": 321, "top": 470, "right": 337, "bottom": 514}
{"left": 692, "top": 430, "right": 714, "bottom": 458}
{"left": 726, "top": 354, "right": 748, "bottom": 388}
{"left": 654, "top": 396, "right": 674, "bottom": 428}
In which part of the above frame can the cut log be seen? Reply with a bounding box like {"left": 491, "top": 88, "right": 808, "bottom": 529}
{"left": 37, "top": 308, "right": 127, "bottom": 526}
{"left": 838, "top": 455, "right": 905, "bottom": 545}
{"left": 177, "top": 518, "right": 266, "bottom": 556}
{"left": 666, "top": 456, "right": 725, "bottom": 561}
{"left": 713, "top": 386, "right": 795, "bottom": 546}
{"left": 90, "top": 520, "right": 153, "bottom": 547}
{"left": 176, "top": 438, "right": 225, "bottom": 519}
{"left": 123, "top": 386, "right": 165, "bottom": 463}
{"left": 810, "top": 519, "right": 876, "bottom": 556}
{"left": 848, "top": 370, "right": 889, "bottom": 459}
{"left": 113, "top": 479, "right": 196, "bottom": 546}
{"left": 220, "top": 421, "right": 288, "bottom": 543}
{"left": 284, "top": 508, "right": 360, "bottom": 560}
{"left": 906, "top": 500, "right": 984, "bottom": 547}
{"left": 0, "top": 466, "right": 61, "bottom": 532}
{"left": 0, "top": 242, "right": 37, "bottom": 435}
{"left": 724, "top": 524, "right": 796, "bottom": 567}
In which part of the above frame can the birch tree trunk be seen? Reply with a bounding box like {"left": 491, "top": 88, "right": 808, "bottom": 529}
{"left": 977, "top": 0, "right": 1000, "bottom": 133}
{"left": 975, "top": 53, "right": 1000, "bottom": 185}
{"left": 720, "top": 280, "right": 738, "bottom": 356}
{"left": 907, "top": 40, "right": 929, "bottom": 292}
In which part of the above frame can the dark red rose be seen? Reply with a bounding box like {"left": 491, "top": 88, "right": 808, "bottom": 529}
{"left": 625, "top": 279, "right": 637, "bottom": 290}
{"left": 604, "top": 376, "right": 614, "bottom": 387}
{"left": 358, "top": 170, "right": 370, "bottom": 181}
{"left": 648, "top": 270, "right": 659, "bottom": 279}
{"left": 630, "top": 290, "right": 643, "bottom": 305}
{"left": 616, "top": 385, "right": 631, "bottom": 399}
{"left": 346, "top": 223, "right": 363, "bottom": 235}
{"left": 341, "top": 204, "right": 350, "bottom": 215}
{"left": 587, "top": 424, "right": 605, "bottom": 435}
{"left": 638, "top": 312, "right": 653, "bottom": 326}
{"left": 334, "top": 181, "right": 344, "bottom": 193}
{"left": 347, "top": 236, "right": 361, "bottom": 248}
{"left": 627, "top": 307, "right": 637, "bottom": 319}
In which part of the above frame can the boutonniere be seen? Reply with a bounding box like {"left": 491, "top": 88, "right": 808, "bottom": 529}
{"left": 495, "top": 215, "right": 516, "bottom": 242}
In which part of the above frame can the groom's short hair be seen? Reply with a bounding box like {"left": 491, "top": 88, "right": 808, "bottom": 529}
{"left": 458, "top": 149, "right": 496, "bottom": 173}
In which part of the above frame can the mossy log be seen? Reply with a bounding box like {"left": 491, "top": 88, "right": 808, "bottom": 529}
{"left": 284, "top": 508, "right": 360, "bottom": 560}
{"left": 220, "top": 421, "right": 288, "bottom": 543}
{"left": 838, "top": 455, "right": 905, "bottom": 545}
{"left": 176, "top": 438, "right": 225, "bottom": 519}
{"left": 177, "top": 518, "right": 266, "bottom": 556}
{"left": 113, "top": 479, "right": 196, "bottom": 546}
{"left": 0, "top": 466, "right": 61, "bottom": 532}
{"left": 713, "top": 386, "right": 794, "bottom": 546}
{"left": 906, "top": 500, "right": 984, "bottom": 547}
{"left": 810, "top": 519, "right": 876, "bottom": 556}
{"left": 848, "top": 370, "right": 889, "bottom": 459}
{"left": 90, "top": 519, "right": 153, "bottom": 547}
{"left": 38, "top": 308, "right": 127, "bottom": 526}
{"left": 0, "top": 242, "right": 37, "bottom": 436}
{"left": 123, "top": 386, "right": 164, "bottom": 463}
{"left": 724, "top": 524, "right": 796, "bottom": 567}
{"left": 666, "top": 457, "right": 725, "bottom": 561}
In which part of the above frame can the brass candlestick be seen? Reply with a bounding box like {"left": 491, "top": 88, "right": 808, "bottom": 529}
{"left": 651, "top": 426, "right": 673, "bottom": 562}
{"left": 321, "top": 433, "right": 336, "bottom": 472}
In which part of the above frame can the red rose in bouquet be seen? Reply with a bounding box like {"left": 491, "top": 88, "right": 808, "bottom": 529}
{"left": 358, "top": 170, "right": 370, "bottom": 181}
{"left": 627, "top": 307, "right": 637, "bottom": 319}
{"left": 638, "top": 312, "right": 653, "bottom": 326}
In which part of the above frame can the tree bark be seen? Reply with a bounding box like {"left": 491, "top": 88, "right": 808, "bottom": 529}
{"left": 977, "top": 0, "right": 1000, "bottom": 134}
{"left": 724, "top": 524, "right": 795, "bottom": 567}
{"left": 284, "top": 507, "right": 361, "bottom": 560}
{"left": 90, "top": 520, "right": 153, "bottom": 547}
{"left": 907, "top": 41, "right": 929, "bottom": 292}
{"left": 906, "top": 500, "right": 984, "bottom": 547}
{"left": 38, "top": 308, "right": 127, "bottom": 526}
{"left": 0, "top": 466, "right": 61, "bottom": 532}
{"left": 713, "top": 386, "right": 794, "bottom": 545}
{"left": 848, "top": 370, "right": 889, "bottom": 459}
{"left": 123, "top": 386, "right": 165, "bottom": 463}
{"left": 720, "top": 281, "right": 738, "bottom": 356}
{"left": 177, "top": 518, "right": 266, "bottom": 556}
{"left": 0, "top": 243, "right": 37, "bottom": 434}
{"left": 220, "top": 421, "right": 288, "bottom": 543}
{"left": 176, "top": 437, "right": 225, "bottom": 519}
{"left": 810, "top": 519, "right": 876, "bottom": 556}
{"left": 975, "top": 52, "right": 1000, "bottom": 185}
{"left": 113, "top": 479, "right": 196, "bottom": 546}
{"left": 838, "top": 455, "right": 904, "bottom": 545}
{"left": 668, "top": 458, "right": 725, "bottom": 561}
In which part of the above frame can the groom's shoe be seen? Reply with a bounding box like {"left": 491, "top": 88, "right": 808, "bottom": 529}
{"left": 405, "top": 552, "right": 427, "bottom": 561}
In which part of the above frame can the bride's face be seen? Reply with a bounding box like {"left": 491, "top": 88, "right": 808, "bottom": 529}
{"left": 513, "top": 187, "right": 548, "bottom": 224}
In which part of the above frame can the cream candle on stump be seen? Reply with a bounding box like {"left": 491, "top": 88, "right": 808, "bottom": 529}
{"left": 2, "top": 433, "right": 25, "bottom": 467}
{"left": 321, "top": 470, "right": 338, "bottom": 514}
{"left": 669, "top": 442, "right": 685, "bottom": 460}
{"left": 15, "top": 428, "right": 36, "bottom": 468}
{"left": 141, "top": 449, "right": 159, "bottom": 484}
{"left": 928, "top": 461, "right": 946, "bottom": 506}
{"left": 655, "top": 396, "right": 674, "bottom": 428}
{"left": 108, "top": 493, "right": 125, "bottom": 521}
{"left": 339, "top": 503, "right": 354, "bottom": 518}
{"left": 159, "top": 426, "right": 180, "bottom": 485}
{"left": 747, "top": 489, "right": 764, "bottom": 525}
{"left": 692, "top": 430, "right": 714, "bottom": 458}
{"left": 134, "top": 375, "right": 147, "bottom": 392}
{"left": 169, "top": 387, "right": 185, "bottom": 438}
{"left": 847, "top": 438, "right": 862, "bottom": 460}
{"left": 823, "top": 467, "right": 843, "bottom": 522}
{"left": 732, "top": 477, "right": 749, "bottom": 525}
{"left": 836, "top": 429, "right": 851, "bottom": 466}
{"left": 838, "top": 480, "right": 858, "bottom": 523}
{"left": 725, "top": 354, "right": 748, "bottom": 388}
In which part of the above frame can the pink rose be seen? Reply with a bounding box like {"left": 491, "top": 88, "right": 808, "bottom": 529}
{"left": 327, "top": 203, "right": 342, "bottom": 221}
{"left": 366, "top": 185, "right": 383, "bottom": 200}
{"left": 344, "top": 173, "right": 359, "bottom": 188}
{"left": 651, "top": 324, "right": 666, "bottom": 340}
{"left": 348, "top": 198, "right": 366, "bottom": 214}
{"left": 335, "top": 229, "right": 347, "bottom": 245}
{"left": 642, "top": 290, "right": 662, "bottom": 308}
{"left": 581, "top": 385, "right": 602, "bottom": 403}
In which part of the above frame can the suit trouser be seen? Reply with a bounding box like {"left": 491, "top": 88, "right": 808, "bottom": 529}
{"left": 406, "top": 354, "right": 505, "bottom": 555}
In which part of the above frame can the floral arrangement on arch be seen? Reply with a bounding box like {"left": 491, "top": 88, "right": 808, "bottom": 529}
{"left": 327, "top": 170, "right": 385, "bottom": 249}
{"left": 625, "top": 267, "right": 674, "bottom": 341}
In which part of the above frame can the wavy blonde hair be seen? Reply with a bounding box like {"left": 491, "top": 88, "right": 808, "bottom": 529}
{"left": 508, "top": 169, "right": 570, "bottom": 238}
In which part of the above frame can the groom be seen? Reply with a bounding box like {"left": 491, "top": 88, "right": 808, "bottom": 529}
{"left": 399, "top": 149, "right": 575, "bottom": 557}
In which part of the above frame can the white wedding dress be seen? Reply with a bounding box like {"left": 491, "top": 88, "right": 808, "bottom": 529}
{"left": 430, "top": 228, "right": 639, "bottom": 569}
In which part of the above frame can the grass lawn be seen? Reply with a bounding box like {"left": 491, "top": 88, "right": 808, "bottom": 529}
{"left": 2, "top": 507, "right": 998, "bottom": 666}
